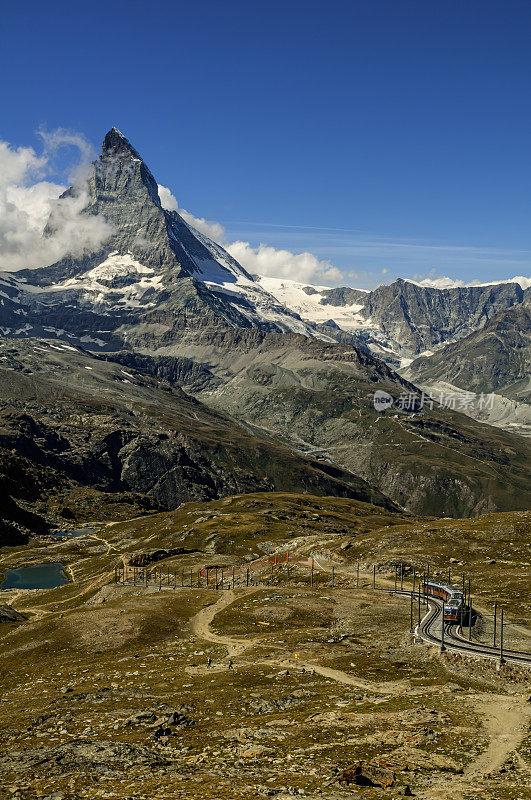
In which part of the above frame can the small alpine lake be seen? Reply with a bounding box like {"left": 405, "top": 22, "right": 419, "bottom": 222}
{"left": 46, "top": 528, "right": 94, "bottom": 540}
{"left": 1, "top": 562, "right": 69, "bottom": 590}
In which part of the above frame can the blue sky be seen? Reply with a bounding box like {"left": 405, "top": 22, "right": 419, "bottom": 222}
{"left": 1, "top": 0, "right": 530, "bottom": 288}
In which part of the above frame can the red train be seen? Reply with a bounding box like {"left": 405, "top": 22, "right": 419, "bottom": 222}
{"left": 421, "top": 580, "right": 465, "bottom": 622}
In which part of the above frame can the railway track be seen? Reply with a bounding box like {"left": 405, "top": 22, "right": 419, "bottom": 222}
{"left": 407, "top": 591, "right": 531, "bottom": 666}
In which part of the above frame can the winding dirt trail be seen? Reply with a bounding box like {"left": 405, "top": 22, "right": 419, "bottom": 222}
{"left": 269, "top": 656, "right": 406, "bottom": 695}
{"left": 417, "top": 693, "right": 531, "bottom": 800}
{"left": 189, "top": 589, "right": 261, "bottom": 658}
{"left": 188, "top": 586, "right": 428, "bottom": 696}
{"left": 465, "top": 693, "right": 531, "bottom": 778}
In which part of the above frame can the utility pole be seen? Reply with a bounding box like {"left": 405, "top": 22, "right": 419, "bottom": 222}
{"left": 232, "top": 566, "right": 235, "bottom": 588}
{"left": 499, "top": 607, "right": 505, "bottom": 665}
{"left": 394, "top": 565, "right": 397, "bottom": 592}
{"left": 246, "top": 567, "right": 249, "bottom": 587}
{"left": 468, "top": 580, "right": 472, "bottom": 641}
{"left": 412, "top": 567, "right": 415, "bottom": 594}
{"left": 221, "top": 568, "right": 224, "bottom": 589}
{"left": 448, "top": 566, "right": 451, "bottom": 584}
{"left": 493, "top": 601, "right": 497, "bottom": 647}
{"left": 372, "top": 564, "right": 376, "bottom": 589}
{"left": 356, "top": 562, "right": 359, "bottom": 588}
{"left": 418, "top": 585, "right": 421, "bottom": 626}
{"left": 440, "top": 604, "right": 445, "bottom": 652}
{"left": 410, "top": 591, "right": 413, "bottom": 632}
{"left": 400, "top": 563, "right": 403, "bottom": 591}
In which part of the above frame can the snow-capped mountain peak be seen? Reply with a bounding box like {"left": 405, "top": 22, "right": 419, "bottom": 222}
{"left": 0, "top": 128, "right": 336, "bottom": 347}
{"left": 102, "top": 127, "right": 144, "bottom": 161}
{"left": 0, "top": 127, "right": 527, "bottom": 364}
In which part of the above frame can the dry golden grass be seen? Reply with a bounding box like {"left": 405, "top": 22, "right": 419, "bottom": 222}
{"left": 0, "top": 492, "right": 530, "bottom": 799}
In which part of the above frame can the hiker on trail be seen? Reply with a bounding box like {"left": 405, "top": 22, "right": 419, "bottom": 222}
{"left": 207, "top": 657, "right": 212, "bottom": 668}
{"left": 228, "top": 659, "right": 233, "bottom": 670}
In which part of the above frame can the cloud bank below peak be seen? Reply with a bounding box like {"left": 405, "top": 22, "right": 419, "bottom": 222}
{"left": 0, "top": 130, "right": 113, "bottom": 272}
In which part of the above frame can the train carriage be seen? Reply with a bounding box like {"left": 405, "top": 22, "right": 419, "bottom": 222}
{"left": 421, "top": 580, "right": 465, "bottom": 622}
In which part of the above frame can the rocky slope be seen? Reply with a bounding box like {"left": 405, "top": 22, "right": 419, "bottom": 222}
{"left": 97, "top": 325, "right": 531, "bottom": 518}
{"left": 0, "top": 337, "right": 396, "bottom": 543}
{"left": 400, "top": 302, "right": 531, "bottom": 438}
{"left": 404, "top": 302, "right": 530, "bottom": 400}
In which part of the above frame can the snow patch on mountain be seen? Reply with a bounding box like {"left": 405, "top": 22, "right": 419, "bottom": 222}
{"left": 85, "top": 252, "right": 156, "bottom": 281}
{"left": 176, "top": 219, "right": 331, "bottom": 337}
{"left": 5, "top": 252, "right": 164, "bottom": 311}
{"left": 256, "top": 276, "right": 373, "bottom": 331}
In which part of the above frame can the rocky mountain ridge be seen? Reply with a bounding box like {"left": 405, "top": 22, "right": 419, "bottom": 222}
{"left": 257, "top": 276, "right": 529, "bottom": 365}
{"left": 405, "top": 301, "right": 530, "bottom": 398}
{"left": 400, "top": 301, "right": 531, "bottom": 438}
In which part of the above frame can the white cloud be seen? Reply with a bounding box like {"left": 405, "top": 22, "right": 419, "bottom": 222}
{"left": 226, "top": 241, "right": 343, "bottom": 284}
{"left": 503, "top": 275, "right": 531, "bottom": 290}
{"left": 181, "top": 210, "right": 226, "bottom": 244}
{"left": 158, "top": 184, "right": 225, "bottom": 241}
{"left": 157, "top": 184, "right": 179, "bottom": 212}
{"left": 412, "top": 272, "right": 467, "bottom": 288}
{"left": 158, "top": 184, "right": 342, "bottom": 284}
{"left": 37, "top": 128, "right": 95, "bottom": 168}
{"left": 410, "top": 270, "right": 531, "bottom": 290}
{"left": 0, "top": 131, "right": 113, "bottom": 271}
